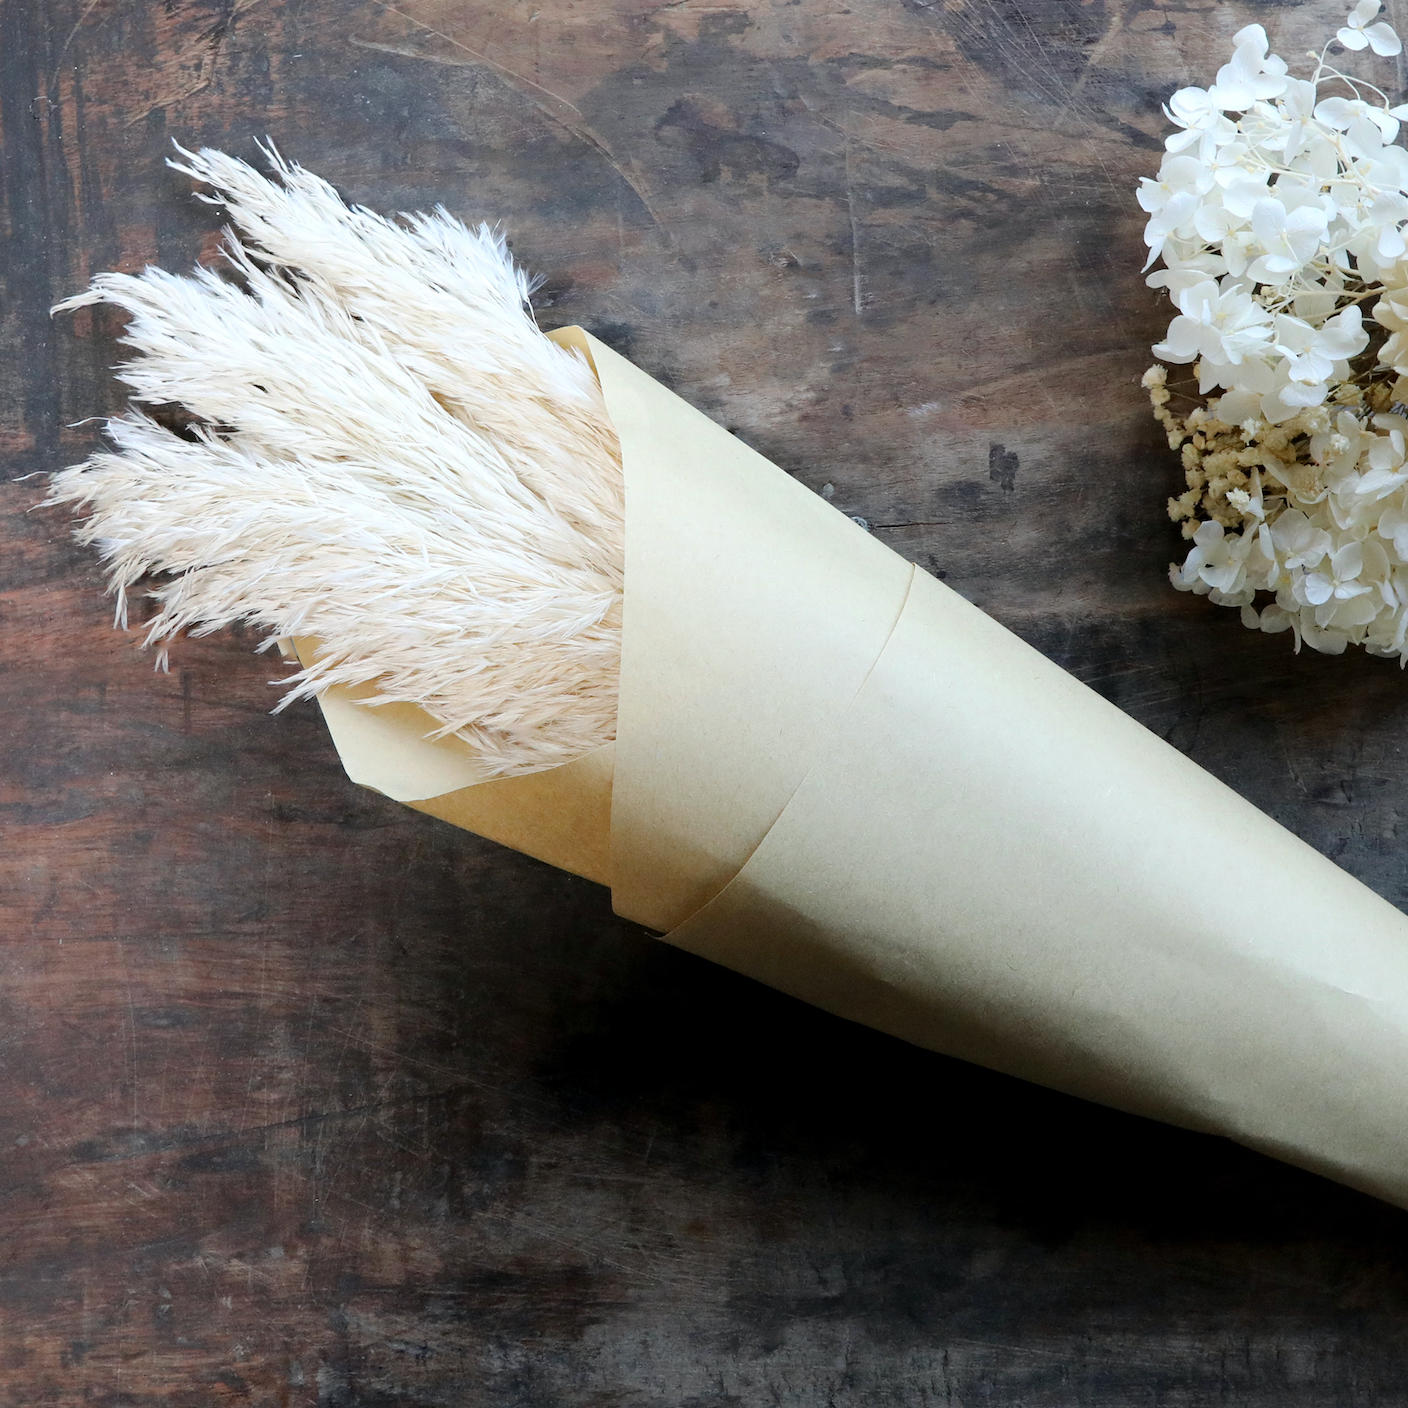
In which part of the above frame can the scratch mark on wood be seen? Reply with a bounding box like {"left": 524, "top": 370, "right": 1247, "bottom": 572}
{"left": 844, "top": 121, "right": 864, "bottom": 318}
{"left": 49, "top": 0, "right": 108, "bottom": 92}
{"left": 366, "top": 6, "right": 587, "bottom": 118}
{"left": 1071, "top": 0, "right": 1131, "bottom": 98}
{"left": 353, "top": 16, "right": 669, "bottom": 238}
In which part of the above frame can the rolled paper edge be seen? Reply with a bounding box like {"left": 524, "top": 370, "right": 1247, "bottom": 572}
{"left": 290, "top": 636, "right": 615, "bottom": 886}
{"left": 290, "top": 654, "right": 493, "bottom": 801}
{"left": 409, "top": 743, "right": 616, "bottom": 886}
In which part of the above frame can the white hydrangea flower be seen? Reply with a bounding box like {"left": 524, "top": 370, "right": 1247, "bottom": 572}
{"left": 1265, "top": 79, "right": 1325, "bottom": 162}
{"left": 1365, "top": 191, "right": 1408, "bottom": 259}
{"left": 1270, "top": 509, "right": 1333, "bottom": 570}
{"left": 1275, "top": 305, "right": 1369, "bottom": 384}
{"left": 1375, "top": 285, "right": 1408, "bottom": 369}
{"left": 1153, "top": 278, "right": 1274, "bottom": 366}
{"left": 1248, "top": 197, "right": 1329, "bottom": 281}
{"left": 1142, "top": 3, "right": 1408, "bottom": 665}
{"left": 1375, "top": 501, "right": 1408, "bottom": 555}
{"left": 1137, "top": 155, "right": 1215, "bottom": 217}
{"left": 1141, "top": 189, "right": 1200, "bottom": 271}
{"left": 1303, "top": 541, "right": 1371, "bottom": 606}
{"left": 1164, "top": 87, "right": 1240, "bottom": 159}
{"left": 1339, "top": 0, "right": 1403, "bottom": 56}
{"left": 1209, "top": 25, "right": 1290, "bottom": 110}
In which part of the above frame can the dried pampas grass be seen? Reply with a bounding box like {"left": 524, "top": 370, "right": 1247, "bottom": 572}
{"left": 47, "top": 143, "right": 624, "bottom": 778}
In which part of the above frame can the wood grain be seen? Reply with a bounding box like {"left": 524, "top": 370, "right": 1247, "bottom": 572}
{"left": 6, "top": 0, "right": 1408, "bottom": 1401}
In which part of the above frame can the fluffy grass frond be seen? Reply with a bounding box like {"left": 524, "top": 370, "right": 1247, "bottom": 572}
{"left": 47, "top": 143, "right": 624, "bottom": 777}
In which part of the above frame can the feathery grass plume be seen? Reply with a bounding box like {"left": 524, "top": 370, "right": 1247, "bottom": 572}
{"left": 47, "top": 144, "right": 624, "bottom": 777}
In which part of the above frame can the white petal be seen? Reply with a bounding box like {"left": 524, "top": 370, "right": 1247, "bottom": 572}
{"left": 1334, "top": 540, "right": 1365, "bottom": 578}
{"left": 1251, "top": 197, "right": 1284, "bottom": 243}
{"left": 1162, "top": 154, "right": 1210, "bottom": 189}
{"left": 1274, "top": 314, "right": 1316, "bottom": 353}
{"left": 1304, "top": 572, "right": 1335, "bottom": 605}
{"left": 1363, "top": 535, "right": 1392, "bottom": 579}
{"left": 1339, "top": 25, "right": 1371, "bottom": 47}
{"left": 1280, "top": 378, "right": 1330, "bottom": 407}
{"left": 1368, "top": 21, "right": 1402, "bottom": 53}
{"left": 1208, "top": 80, "right": 1253, "bottom": 112}
{"left": 1158, "top": 189, "right": 1199, "bottom": 232}
{"left": 1215, "top": 388, "right": 1262, "bottom": 424}
{"left": 1168, "top": 87, "right": 1213, "bottom": 124}
{"left": 1347, "top": 115, "right": 1388, "bottom": 156}
{"left": 1370, "top": 108, "right": 1402, "bottom": 142}
{"left": 1149, "top": 341, "right": 1194, "bottom": 366}
{"left": 1272, "top": 509, "right": 1310, "bottom": 546}
{"left": 1223, "top": 177, "right": 1270, "bottom": 219}
{"left": 1202, "top": 561, "right": 1245, "bottom": 593}
{"left": 1154, "top": 316, "right": 1204, "bottom": 360}
{"left": 1315, "top": 96, "right": 1357, "bottom": 128}
{"left": 1319, "top": 328, "right": 1370, "bottom": 361}
{"left": 1174, "top": 279, "right": 1219, "bottom": 317}
{"left": 1228, "top": 355, "right": 1276, "bottom": 394}
{"left": 1355, "top": 0, "right": 1382, "bottom": 23}
{"left": 1302, "top": 621, "right": 1349, "bottom": 653}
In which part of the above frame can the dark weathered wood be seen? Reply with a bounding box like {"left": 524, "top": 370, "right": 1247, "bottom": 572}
{"left": 6, "top": 0, "right": 1408, "bottom": 1401}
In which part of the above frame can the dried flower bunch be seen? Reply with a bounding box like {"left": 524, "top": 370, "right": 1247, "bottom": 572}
{"left": 48, "top": 145, "right": 624, "bottom": 776}
{"left": 1140, "top": 5, "right": 1408, "bottom": 658}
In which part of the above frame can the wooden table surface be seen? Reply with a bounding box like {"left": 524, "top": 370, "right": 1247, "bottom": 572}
{"left": 6, "top": 0, "right": 1408, "bottom": 1402}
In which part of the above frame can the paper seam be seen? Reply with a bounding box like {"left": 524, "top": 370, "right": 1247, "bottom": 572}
{"left": 661, "top": 560, "right": 919, "bottom": 938}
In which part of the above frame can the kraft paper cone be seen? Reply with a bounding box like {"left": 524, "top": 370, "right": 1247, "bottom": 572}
{"left": 303, "top": 327, "right": 1408, "bottom": 1209}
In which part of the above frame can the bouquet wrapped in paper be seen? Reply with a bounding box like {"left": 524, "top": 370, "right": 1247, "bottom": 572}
{"left": 51, "top": 147, "right": 1408, "bottom": 1211}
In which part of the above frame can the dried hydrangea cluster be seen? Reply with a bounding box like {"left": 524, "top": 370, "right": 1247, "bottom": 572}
{"left": 1141, "top": 5, "right": 1408, "bottom": 658}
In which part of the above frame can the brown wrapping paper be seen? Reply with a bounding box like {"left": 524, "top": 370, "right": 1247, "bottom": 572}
{"left": 301, "top": 327, "right": 1408, "bottom": 1208}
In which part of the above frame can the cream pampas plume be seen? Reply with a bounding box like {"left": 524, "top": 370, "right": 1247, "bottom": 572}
{"left": 46, "top": 143, "right": 624, "bottom": 778}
